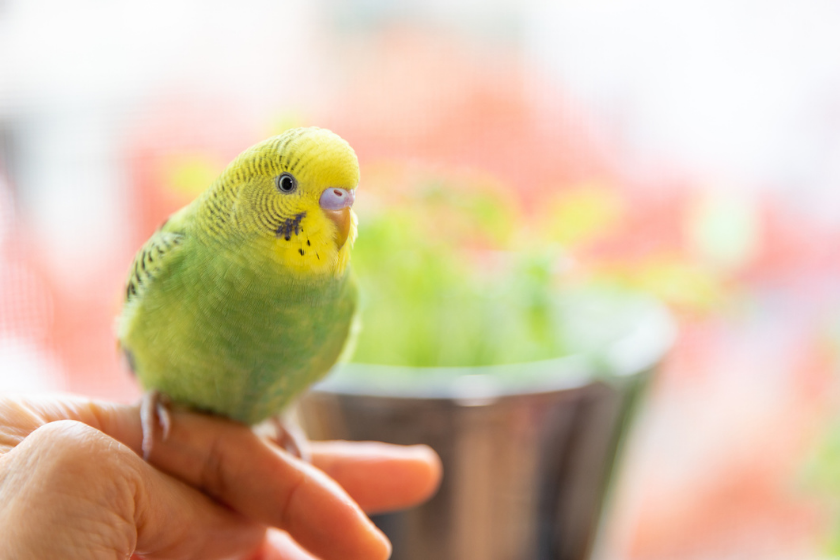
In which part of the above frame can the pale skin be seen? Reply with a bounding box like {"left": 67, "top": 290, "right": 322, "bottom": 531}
{"left": 0, "top": 395, "right": 442, "bottom": 560}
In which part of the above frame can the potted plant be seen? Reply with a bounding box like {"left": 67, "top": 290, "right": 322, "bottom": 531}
{"left": 299, "top": 165, "right": 675, "bottom": 560}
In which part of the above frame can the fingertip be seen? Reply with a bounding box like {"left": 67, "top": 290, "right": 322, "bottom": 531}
{"left": 367, "top": 443, "right": 442, "bottom": 514}
{"left": 403, "top": 444, "right": 443, "bottom": 506}
{"left": 308, "top": 441, "right": 442, "bottom": 515}
{"left": 352, "top": 518, "right": 391, "bottom": 560}
{"left": 368, "top": 524, "right": 393, "bottom": 560}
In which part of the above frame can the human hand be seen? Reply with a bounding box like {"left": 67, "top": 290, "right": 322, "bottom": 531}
{"left": 0, "top": 395, "right": 441, "bottom": 560}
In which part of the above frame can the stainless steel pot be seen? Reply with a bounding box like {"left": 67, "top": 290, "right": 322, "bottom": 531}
{"left": 299, "top": 298, "right": 674, "bottom": 560}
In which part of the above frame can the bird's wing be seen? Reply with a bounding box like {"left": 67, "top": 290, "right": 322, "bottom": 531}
{"left": 117, "top": 209, "right": 190, "bottom": 370}
{"left": 124, "top": 209, "right": 189, "bottom": 305}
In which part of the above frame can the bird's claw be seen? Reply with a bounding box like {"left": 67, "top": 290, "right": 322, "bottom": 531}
{"left": 140, "top": 390, "right": 172, "bottom": 460}
{"left": 270, "top": 417, "right": 311, "bottom": 462}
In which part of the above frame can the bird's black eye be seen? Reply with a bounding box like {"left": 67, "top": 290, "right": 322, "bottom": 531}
{"left": 276, "top": 173, "right": 297, "bottom": 194}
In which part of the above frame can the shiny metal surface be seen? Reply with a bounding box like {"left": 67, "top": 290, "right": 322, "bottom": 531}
{"left": 299, "top": 301, "right": 674, "bottom": 560}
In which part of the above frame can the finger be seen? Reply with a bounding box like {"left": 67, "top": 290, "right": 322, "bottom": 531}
{"left": 0, "top": 420, "right": 264, "bottom": 560}
{"left": 149, "top": 409, "right": 391, "bottom": 560}
{"left": 0, "top": 394, "right": 143, "bottom": 455}
{"left": 0, "top": 395, "right": 391, "bottom": 560}
{"left": 310, "top": 441, "right": 442, "bottom": 514}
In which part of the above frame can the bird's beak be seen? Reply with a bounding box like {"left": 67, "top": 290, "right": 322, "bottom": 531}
{"left": 319, "top": 188, "right": 355, "bottom": 250}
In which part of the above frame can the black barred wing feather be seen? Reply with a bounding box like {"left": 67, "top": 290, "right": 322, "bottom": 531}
{"left": 125, "top": 226, "right": 185, "bottom": 303}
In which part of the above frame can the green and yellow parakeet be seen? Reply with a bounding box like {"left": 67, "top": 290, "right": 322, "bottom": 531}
{"left": 117, "top": 127, "right": 360, "bottom": 457}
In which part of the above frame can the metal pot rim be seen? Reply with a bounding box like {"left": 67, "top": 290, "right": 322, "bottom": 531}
{"left": 313, "top": 297, "right": 676, "bottom": 401}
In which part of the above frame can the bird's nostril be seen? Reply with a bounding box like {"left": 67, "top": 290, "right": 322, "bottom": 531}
{"left": 334, "top": 189, "right": 343, "bottom": 196}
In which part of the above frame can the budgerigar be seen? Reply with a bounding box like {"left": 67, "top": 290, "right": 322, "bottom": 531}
{"left": 117, "top": 127, "right": 360, "bottom": 457}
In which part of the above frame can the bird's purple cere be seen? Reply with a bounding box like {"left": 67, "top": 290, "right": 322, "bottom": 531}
{"left": 319, "top": 188, "right": 355, "bottom": 211}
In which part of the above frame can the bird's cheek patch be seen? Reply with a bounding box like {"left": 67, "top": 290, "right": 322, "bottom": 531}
{"left": 275, "top": 212, "right": 307, "bottom": 241}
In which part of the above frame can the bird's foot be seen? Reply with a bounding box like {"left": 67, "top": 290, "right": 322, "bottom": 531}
{"left": 269, "top": 416, "right": 311, "bottom": 462}
{"left": 140, "top": 390, "right": 172, "bottom": 460}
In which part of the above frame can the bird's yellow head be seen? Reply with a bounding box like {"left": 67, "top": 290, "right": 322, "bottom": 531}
{"left": 198, "top": 127, "right": 359, "bottom": 277}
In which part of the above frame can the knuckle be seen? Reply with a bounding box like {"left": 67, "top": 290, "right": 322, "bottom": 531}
{"left": 19, "top": 420, "right": 142, "bottom": 511}
{"left": 29, "top": 420, "right": 100, "bottom": 456}
{"left": 24, "top": 420, "right": 134, "bottom": 479}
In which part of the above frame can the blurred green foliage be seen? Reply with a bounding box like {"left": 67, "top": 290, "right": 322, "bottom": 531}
{"left": 346, "top": 164, "right": 687, "bottom": 368}
{"left": 803, "top": 418, "right": 840, "bottom": 556}
{"left": 349, "top": 171, "right": 574, "bottom": 367}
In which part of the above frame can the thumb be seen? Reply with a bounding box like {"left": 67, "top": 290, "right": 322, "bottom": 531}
{"left": 0, "top": 419, "right": 264, "bottom": 560}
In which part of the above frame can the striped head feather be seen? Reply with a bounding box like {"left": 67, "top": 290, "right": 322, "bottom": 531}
{"left": 193, "top": 127, "right": 359, "bottom": 277}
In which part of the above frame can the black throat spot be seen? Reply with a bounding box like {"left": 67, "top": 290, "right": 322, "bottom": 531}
{"left": 276, "top": 212, "right": 307, "bottom": 241}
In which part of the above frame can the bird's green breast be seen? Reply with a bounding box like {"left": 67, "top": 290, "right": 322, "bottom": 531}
{"left": 122, "top": 237, "right": 357, "bottom": 425}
